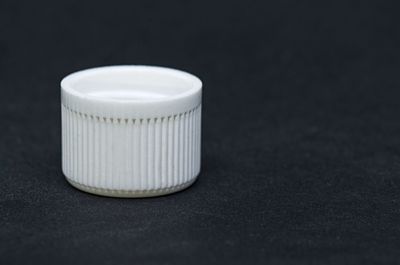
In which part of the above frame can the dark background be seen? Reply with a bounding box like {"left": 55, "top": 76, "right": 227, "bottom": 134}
{"left": 1, "top": 0, "right": 400, "bottom": 264}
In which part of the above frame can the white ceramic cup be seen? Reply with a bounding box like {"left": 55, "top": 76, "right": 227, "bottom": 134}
{"left": 61, "top": 65, "right": 202, "bottom": 197}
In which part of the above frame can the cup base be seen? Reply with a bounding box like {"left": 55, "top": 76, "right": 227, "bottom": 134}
{"left": 65, "top": 177, "right": 197, "bottom": 198}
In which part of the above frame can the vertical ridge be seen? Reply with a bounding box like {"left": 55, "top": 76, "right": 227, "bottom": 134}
{"left": 173, "top": 115, "right": 179, "bottom": 186}
{"left": 161, "top": 117, "right": 167, "bottom": 186}
{"left": 184, "top": 112, "right": 189, "bottom": 182}
{"left": 178, "top": 113, "right": 184, "bottom": 186}
{"left": 155, "top": 118, "right": 161, "bottom": 188}
{"left": 140, "top": 119, "right": 147, "bottom": 190}
{"left": 74, "top": 111, "right": 78, "bottom": 181}
{"left": 133, "top": 119, "right": 139, "bottom": 189}
{"left": 148, "top": 118, "right": 155, "bottom": 190}
{"left": 126, "top": 119, "right": 132, "bottom": 190}
{"left": 188, "top": 110, "right": 193, "bottom": 177}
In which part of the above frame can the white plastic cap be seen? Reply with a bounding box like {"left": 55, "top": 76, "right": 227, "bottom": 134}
{"left": 61, "top": 65, "right": 202, "bottom": 197}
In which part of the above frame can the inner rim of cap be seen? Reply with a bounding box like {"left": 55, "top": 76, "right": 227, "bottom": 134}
{"left": 61, "top": 66, "right": 202, "bottom": 102}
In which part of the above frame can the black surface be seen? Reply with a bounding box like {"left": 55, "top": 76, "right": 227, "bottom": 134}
{"left": 1, "top": 0, "right": 400, "bottom": 264}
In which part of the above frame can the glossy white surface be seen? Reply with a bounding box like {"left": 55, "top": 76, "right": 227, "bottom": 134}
{"left": 61, "top": 66, "right": 202, "bottom": 197}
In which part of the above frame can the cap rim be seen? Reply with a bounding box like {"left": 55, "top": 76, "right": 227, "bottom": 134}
{"left": 61, "top": 65, "right": 202, "bottom": 119}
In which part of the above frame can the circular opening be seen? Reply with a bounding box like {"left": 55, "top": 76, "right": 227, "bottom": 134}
{"left": 61, "top": 66, "right": 202, "bottom": 102}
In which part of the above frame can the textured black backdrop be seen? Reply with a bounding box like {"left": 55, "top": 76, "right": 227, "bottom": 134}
{"left": 1, "top": 0, "right": 400, "bottom": 264}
